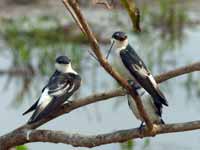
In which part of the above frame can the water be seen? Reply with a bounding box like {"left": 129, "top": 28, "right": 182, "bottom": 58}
{"left": 0, "top": 1, "right": 200, "bottom": 150}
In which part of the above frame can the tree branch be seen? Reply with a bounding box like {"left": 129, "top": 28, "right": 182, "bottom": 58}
{"left": 155, "top": 62, "right": 200, "bottom": 83}
{"left": 62, "top": 0, "right": 86, "bottom": 34}
{"left": 0, "top": 61, "right": 199, "bottom": 149}
{"left": 1, "top": 120, "right": 200, "bottom": 149}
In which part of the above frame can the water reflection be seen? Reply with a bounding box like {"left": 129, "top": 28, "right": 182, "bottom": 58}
{"left": 0, "top": 0, "right": 199, "bottom": 150}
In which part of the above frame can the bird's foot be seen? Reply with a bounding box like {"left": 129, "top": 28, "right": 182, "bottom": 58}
{"left": 138, "top": 122, "right": 145, "bottom": 138}
{"left": 65, "top": 100, "right": 73, "bottom": 107}
{"left": 149, "top": 124, "right": 160, "bottom": 137}
{"left": 127, "top": 80, "right": 134, "bottom": 85}
{"left": 160, "top": 119, "right": 165, "bottom": 124}
{"left": 127, "top": 80, "right": 141, "bottom": 95}
{"left": 26, "top": 130, "right": 32, "bottom": 141}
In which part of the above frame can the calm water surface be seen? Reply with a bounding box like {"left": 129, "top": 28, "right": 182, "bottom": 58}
{"left": 0, "top": 6, "right": 200, "bottom": 150}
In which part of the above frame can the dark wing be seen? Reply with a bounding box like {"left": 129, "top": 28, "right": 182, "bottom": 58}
{"left": 23, "top": 85, "right": 47, "bottom": 116}
{"left": 27, "top": 73, "right": 81, "bottom": 124}
{"left": 120, "top": 45, "right": 168, "bottom": 106}
{"left": 154, "top": 100, "right": 163, "bottom": 117}
{"left": 22, "top": 99, "right": 39, "bottom": 115}
{"left": 48, "top": 75, "right": 71, "bottom": 96}
{"left": 131, "top": 82, "right": 163, "bottom": 117}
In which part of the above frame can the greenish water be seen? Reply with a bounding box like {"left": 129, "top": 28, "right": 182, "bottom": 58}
{"left": 0, "top": 1, "right": 200, "bottom": 150}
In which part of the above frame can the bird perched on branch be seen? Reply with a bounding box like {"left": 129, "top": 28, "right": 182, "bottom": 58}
{"left": 23, "top": 56, "right": 81, "bottom": 124}
{"left": 107, "top": 31, "right": 168, "bottom": 127}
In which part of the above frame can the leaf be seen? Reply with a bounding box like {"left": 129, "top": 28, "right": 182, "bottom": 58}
{"left": 120, "top": 140, "right": 135, "bottom": 150}
{"left": 142, "top": 138, "right": 150, "bottom": 149}
{"left": 16, "top": 145, "right": 28, "bottom": 150}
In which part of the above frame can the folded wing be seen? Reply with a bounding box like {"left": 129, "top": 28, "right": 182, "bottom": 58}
{"left": 120, "top": 45, "right": 168, "bottom": 106}
{"left": 26, "top": 73, "right": 81, "bottom": 123}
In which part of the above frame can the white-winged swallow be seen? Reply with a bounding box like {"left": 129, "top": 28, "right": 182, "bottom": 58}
{"left": 23, "top": 56, "right": 81, "bottom": 124}
{"left": 108, "top": 31, "right": 168, "bottom": 126}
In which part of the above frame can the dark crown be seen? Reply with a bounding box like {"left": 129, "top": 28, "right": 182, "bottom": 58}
{"left": 56, "top": 56, "right": 71, "bottom": 64}
{"left": 112, "top": 31, "right": 127, "bottom": 41}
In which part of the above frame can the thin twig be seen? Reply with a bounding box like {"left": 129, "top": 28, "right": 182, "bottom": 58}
{"left": 62, "top": 0, "right": 86, "bottom": 35}
{"left": 87, "top": 50, "right": 99, "bottom": 61}
{"left": 92, "top": 0, "right": 112, "bottom": 9}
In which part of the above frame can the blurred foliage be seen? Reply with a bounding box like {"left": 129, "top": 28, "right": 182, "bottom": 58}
{"left": 0, "top": 15, "right": 85, "bottom": 106}
{"left": 0, "top": 1, "right": 199, "bottom": 150}
{"left": 0, "top": 0, "right": 198, "bottom": 109}
{"left": 142, "top": 138, "right": 151, "bottom": 149}
{"left": 120, "top": 138, "right": 151, "bottom": 150}
{"left": 120, "top": 0, "right": 141, "bottom": 32}
{"left": 183, "top": 73, "right": 200, "bottom": 99}
{"left": 135, "top": 0, "right": 189, "bottom": 69}
{"left": 120, "top": 140, "right": 135, "bottom": 150}
{"left": 15, "top": 145, "right": 28, "bottom": 150}
{"left": 0, "top": 15, "right": 84, "bottom": 75}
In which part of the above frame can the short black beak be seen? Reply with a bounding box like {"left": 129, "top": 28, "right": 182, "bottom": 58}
{"left": 106, "top": 40, "right": 115, "bottom": 59}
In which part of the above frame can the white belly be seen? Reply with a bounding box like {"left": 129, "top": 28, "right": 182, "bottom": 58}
{"left": 38, "top": 88, "right": 53, "bottom": 108}
{"left": 128, "top": 88, "right": 161, "bottom": 123}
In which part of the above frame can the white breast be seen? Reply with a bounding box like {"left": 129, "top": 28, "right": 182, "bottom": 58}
{"left": 128, "top": 88, "right": 161, "bottom": 123}
{"left": 114, "top": 50, "right": 135, "bottom": 80}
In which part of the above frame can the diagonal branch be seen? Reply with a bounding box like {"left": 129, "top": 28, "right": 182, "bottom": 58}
{"left": 64, "top": 0, "right": 153, "bottom": 130}
{"left": 62, "top": 0, "right": 86, "bottom": 34}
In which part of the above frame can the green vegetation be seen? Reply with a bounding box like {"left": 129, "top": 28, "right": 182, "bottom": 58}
{"left": 16, "top": 145, "right": 28, "bottom": 150}
{"left": 120, "top": 140, "right": 135, "bottom": 150}
{"left": 0, "top": 15, "right": 84, "bottom": 75}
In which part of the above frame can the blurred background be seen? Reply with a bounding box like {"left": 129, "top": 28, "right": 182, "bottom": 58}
{"left": 0, "top": 0, "right": 200, "bottom": 150}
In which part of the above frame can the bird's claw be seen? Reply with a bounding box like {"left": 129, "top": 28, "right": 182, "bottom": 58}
{"left": 138, "top": 122, "right": 145, "bottom": 138}
{"left": 127, "top": 80, "right": 134, "bottom": 86}
{"left": 65, "top": 100, "right": 73, "bottom": 107}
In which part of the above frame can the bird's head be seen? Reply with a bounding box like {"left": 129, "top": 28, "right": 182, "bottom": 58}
{"left": 106, "top": 31, "right": 128, "bottom": 59}
{"left": 56, "top": 56, "right": 71, "bottom": 65}
{"left": 55, "top": 56, "right": 75, "bottom": 73}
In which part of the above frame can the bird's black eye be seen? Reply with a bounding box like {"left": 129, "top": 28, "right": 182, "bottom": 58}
{"left": 56, "top": 56, "right": 71, "bottom": 64}
{"left": 112, "top": 31, "right": 127, "bottom": 41}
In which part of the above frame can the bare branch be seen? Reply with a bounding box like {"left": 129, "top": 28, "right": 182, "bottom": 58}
{"left": 1, "top": 120, "right": 200, "bottom": 149}
{"left": 92, "top": 0, "right": 112, "bottom": 9}
{"left": 155, "top": 62, "right": 200, "bottom": 83}
{"left": 62, "top": 0, "right": 86, "bottom": 34}
{"left": 0, "top": 61, "right": 199, "bottom": 149}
